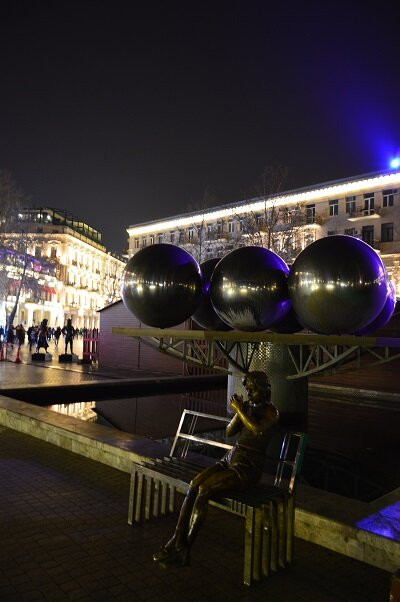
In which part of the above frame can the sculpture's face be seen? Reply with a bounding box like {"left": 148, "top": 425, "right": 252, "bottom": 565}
{"left": 243, "top": 374, "right": 271, "bottom": 405}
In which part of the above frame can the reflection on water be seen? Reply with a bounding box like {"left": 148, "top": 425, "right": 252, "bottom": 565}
{"left": 49, "top": 401, "right": 97, "bottom": 422}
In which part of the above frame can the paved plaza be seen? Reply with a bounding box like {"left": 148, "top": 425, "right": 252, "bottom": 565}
{"left": 0, "top": 338, "right": 398, "bottom": 600}
{"left": 0, "top": 427, "right": 391, "bottom": 602}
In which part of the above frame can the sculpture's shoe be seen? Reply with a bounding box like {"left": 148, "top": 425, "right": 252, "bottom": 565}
{"left": 153, "top": 546, "right": 190, "bottom": 567}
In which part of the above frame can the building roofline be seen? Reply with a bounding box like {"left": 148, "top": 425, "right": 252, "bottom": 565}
{"left": 127, "top": 168, "right": 400, "bottom": 232}
{"left": 98, "top": 299, "right": 123, "bottom": 312}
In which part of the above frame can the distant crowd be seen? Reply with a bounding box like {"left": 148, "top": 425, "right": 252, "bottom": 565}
{"left": 0, "top": 321, "right": 93, "bottom": 355}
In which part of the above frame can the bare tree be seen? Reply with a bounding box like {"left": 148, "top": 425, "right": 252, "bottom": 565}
{"left": 234, "top": 166, "right": 306, "bottom": 263}
{"left": 0, "top": 170, "right": 32, "bottom": 327}
{"left": 180, "top": 187, "right": 225, "bottom": 264}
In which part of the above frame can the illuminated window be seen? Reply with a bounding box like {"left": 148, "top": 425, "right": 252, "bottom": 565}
{"left": 158, "top": 233, "right": 163, "bottom": 244}
{"left": 228, "top": 220, "right": 235, "bottom": 233}
{"left": 305, "top": 204, "right": 315, "bottom": 224}
{"left": 363, "top": 192, "right": 374, "bottom": 215}
{"left": 329, "top": 199, "right": 338, "bottom": 216}
{"left": 134, "top": 238, "right": 139, "bottom": 249}
{"left": 381, "top": 222, "right": 393, "bottom": 242}
{"left": 142, "top": 237, "right": 147, "bottom": 248}
{"left": 150, "top": 235, "right": 154, "bottom": 245}
{"left": 362, "top": 225, "right": 374, "bottom": 246}
{"left": 346, "top": 196, "right": 356, "bottom": 215}
{"left": 383, "top": 189, "right": 396, "bottom": 207}
{"left": 188, "top": 227, "right": 194, "bottom": 240}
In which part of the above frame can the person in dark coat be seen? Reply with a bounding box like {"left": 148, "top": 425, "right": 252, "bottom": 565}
{"left": 62, "top": 319, "right": 75, "bottom": 354}
{"left": 36, "top": 319, "right": 49, "bottom": 353}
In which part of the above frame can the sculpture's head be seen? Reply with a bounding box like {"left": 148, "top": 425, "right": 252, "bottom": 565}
{"left": 242, "top": 371, "right": 271, "bottom": 404}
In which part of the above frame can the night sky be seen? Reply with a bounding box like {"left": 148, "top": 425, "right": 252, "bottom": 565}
{"left": 1, "top": 1, "right": 399, "bottom": 254}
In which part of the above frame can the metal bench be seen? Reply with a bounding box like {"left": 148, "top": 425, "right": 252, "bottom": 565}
{"left": 128, "top": 409, "right": 306, "bottom": 586}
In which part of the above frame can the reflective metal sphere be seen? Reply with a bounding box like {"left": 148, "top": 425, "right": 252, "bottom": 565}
{"left": 121, "top": 244, "right": 202, "bottom": 328}
{"left": 354, "top": 280, "right": 396, "bottom": 335}
{"left": 192, "top": 258, "right": 232, "bottom": 330}
{"left": 210, "top": 246, "right": 290, "bottom": 331}
{"left": 288, "top": 235, "right": 388, "bottom": 334}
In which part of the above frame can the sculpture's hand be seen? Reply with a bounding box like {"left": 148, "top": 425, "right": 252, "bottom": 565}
{"left": 230, "top": 394, "right": 244, "bottom": 413}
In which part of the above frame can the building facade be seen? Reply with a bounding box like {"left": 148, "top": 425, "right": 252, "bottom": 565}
{"left": 127, "top": 169, "right": 400, "bottom": 297}
{"left": 0, "top": 208, "right": 126, "bottom": 329}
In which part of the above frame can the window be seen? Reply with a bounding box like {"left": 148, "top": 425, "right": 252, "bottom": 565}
{"left": 35, "top": 246, "right": 41, "bottom": 257}
{"left": 345, "top": 228, "right": 357, "bottom": 236}
{"left": 239, "top": 218, "right": 244, "bottom": 231}
{"left": 50, "top": 247, "right": 57, "bottom": 259}
{"left": 207, "top": 224, "right": 213, "bottom": 236}
{"left": 134, "top": 238, "right": 139, "bottom": 249}
{"left": 142, "top": 237, "right": 147, "bottom": 248}
{"left": 150, "top": 235, "right": 154, "bottom": 245}
{"left": 170, "top": 231, "right": 175, "bottom": 244}
{"left": 362, "top": 225, "right": 374, "bottom": 246}
{"left": 346, "top": 196, "right": 356, "bottom": 215}
{"left": 228, "top": 220, "right": 235, "bottom": 233}
{"left": 217, "top": 221, "right": 223, "bottom": 235}
{"left": 329, "top": 199, "right": 338, "bottom": 216}
{"left": 381, "top": 222, "right": 393, "bottom": 242}
{"left": 306, "top": 204, "right": 315, "bottom": 223}
{"left": 158, "top": 233, "right": 163, "bottom": 244}
{"left": 327, "top": 230, "right": 336, "bottom": 236}
{"left": 363, "top": 192, "right": 375, "bottom": 215}
{"left": 383, "top": 189, "right": 396, "bottom": 207}
{"left": 188, "top": 227, "right": 194, "bottom": 240}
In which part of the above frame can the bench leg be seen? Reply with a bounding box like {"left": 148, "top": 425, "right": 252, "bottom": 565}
{"left": 128, "top": 470, "right": 136, "bottom": 525}
{"left": 286, "top": 495, "right": 295, "bottom": 564}
{"left": 244, "top": 506, "right": 255, "bottom": 586}
{"left": 277, "top": 498, "right": 286, "bottom": 569}
{"left": 144, "top": 476, "right": 154, "bottom": 521}
{"left": 243, "top": 505, "right": 263, "bottom": 586}
{"left": 134, "top": 471, "right": 145, "bottom": 523}
{"left": 261, "top": 502, "right": 272, "bottom": 577}
{"left": 269, "top": 500, "right": 279, "bottom": 573}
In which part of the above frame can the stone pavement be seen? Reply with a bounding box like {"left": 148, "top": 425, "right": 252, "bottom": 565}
{"left": 0, "top": 427, "right": 391, "bottom": 602}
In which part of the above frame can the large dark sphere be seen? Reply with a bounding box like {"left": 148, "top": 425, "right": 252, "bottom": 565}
{"left": 288, "top": 235, "right": 388, "bottom": 334}
{"left": 192, "top": 258, "right": 232, "bottom": 330}
{"left": 210, "top": 246, "right": 290, "bottom": 331}
{"left": 121, "top": 244, "right": 202, "bottom": 328}
{"left": 354, "top": 280, "right": 396, "bottom": 335}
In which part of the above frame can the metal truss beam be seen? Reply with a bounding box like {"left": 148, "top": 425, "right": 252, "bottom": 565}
{"left": 113, "top": 328, "right": 400, "bottom": 379}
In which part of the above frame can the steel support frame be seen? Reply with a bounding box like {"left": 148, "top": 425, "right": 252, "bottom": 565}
{"left": 114, "top": 328, "right": 400, "bottom": 379}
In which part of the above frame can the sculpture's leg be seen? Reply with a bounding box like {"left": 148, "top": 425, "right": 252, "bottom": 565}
{"left": 153, "top": 463, "right": 227, "bottom": 565}
{"left": 184, "top": 468, "right": 241, "bottom": 562}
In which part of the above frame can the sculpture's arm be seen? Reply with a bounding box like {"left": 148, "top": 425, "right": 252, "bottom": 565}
{"left": 230, "top": 397, "right": 279, "bottom": 436}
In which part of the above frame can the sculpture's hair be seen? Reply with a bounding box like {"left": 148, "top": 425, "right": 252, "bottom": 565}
{"left": 243, "top": 371, "right": 271, "bottom": 391}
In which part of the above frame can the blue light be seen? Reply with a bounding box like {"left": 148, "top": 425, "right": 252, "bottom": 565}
{"left": 390, "top": 157, "right": 400, "bottom": 169}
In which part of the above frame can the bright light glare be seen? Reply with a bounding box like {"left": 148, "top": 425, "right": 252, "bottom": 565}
{"left": 390, "top": 157, "right": 400, "bottom": 169}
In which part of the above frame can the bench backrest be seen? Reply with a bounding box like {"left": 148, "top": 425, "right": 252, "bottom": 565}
{"left": 169, "top": 409, "right": 306, "bottom": 495}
